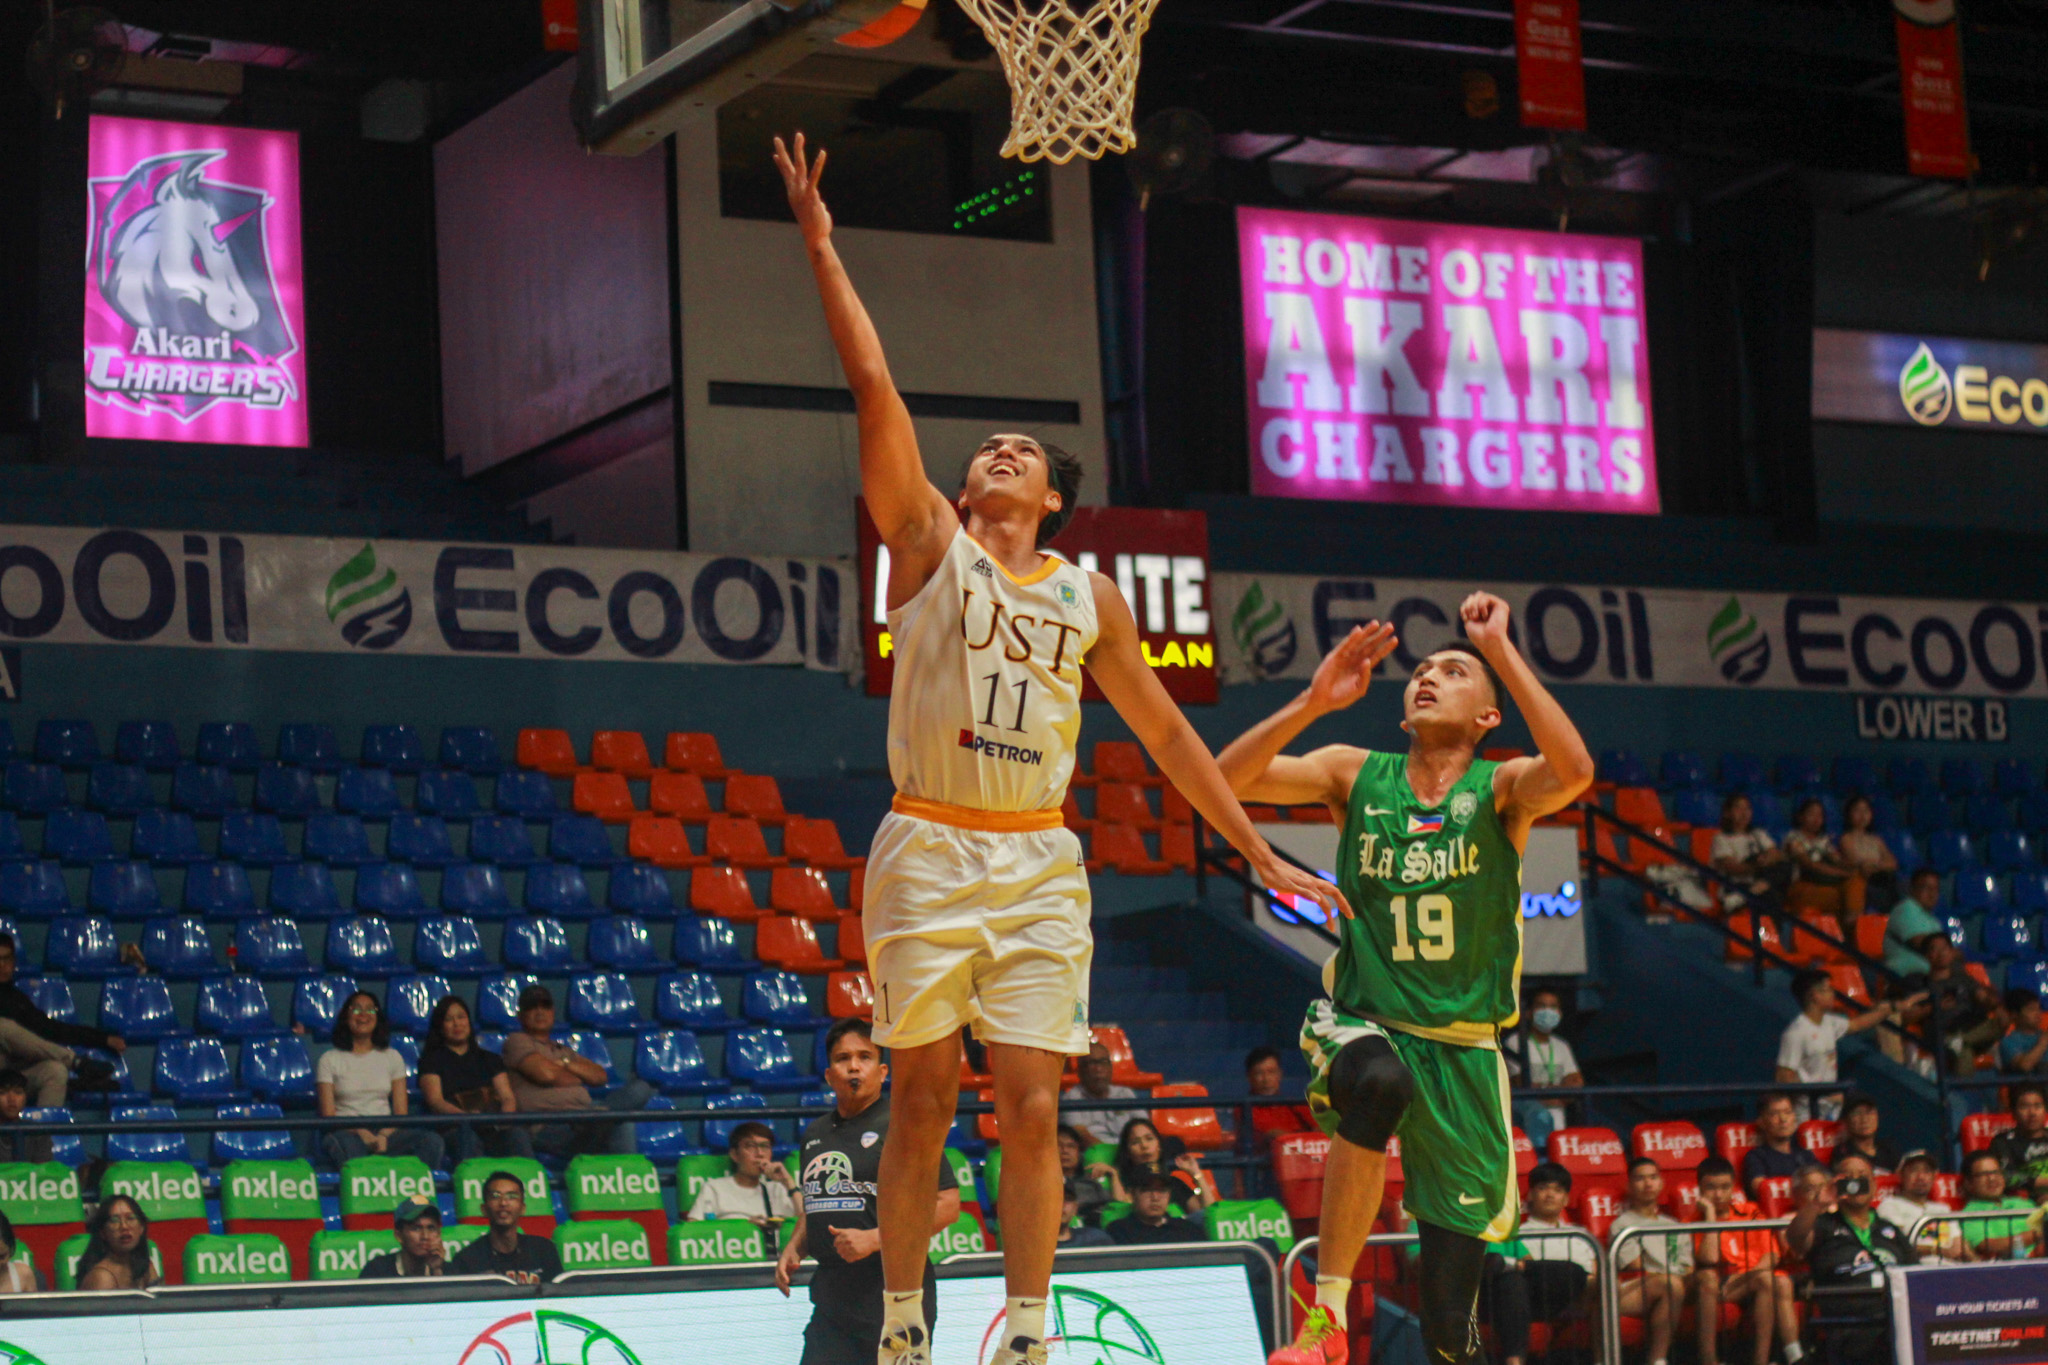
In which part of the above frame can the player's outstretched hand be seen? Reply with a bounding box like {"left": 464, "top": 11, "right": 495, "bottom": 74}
{"left": 774, "top": 1236, "right": 801, "bottom": 1295}
{"left": 772, "top": 132, "right": 832, "bottom": 244}
{"left": 1459, "top": 592, "right": 1511, "bottom": 652}
{"left": 1255, "top": 851, "right": 1353, "bottom": 920}
{"left": 1306, "top": 622, "right": 1398, "bottom": 716}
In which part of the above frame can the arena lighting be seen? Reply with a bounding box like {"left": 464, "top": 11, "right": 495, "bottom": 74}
{"left": 1521, "top": 880, "right": 1581, "bottom": 918}
{"left": 951, "top": 169, "right": 1039, "bottom": 231}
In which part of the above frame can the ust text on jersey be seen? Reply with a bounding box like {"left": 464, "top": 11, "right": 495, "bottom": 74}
{"left": 958, "top": 587, "right": 1084, "bottom": 765}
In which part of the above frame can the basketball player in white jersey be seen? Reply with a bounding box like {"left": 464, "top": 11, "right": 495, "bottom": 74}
{"left": 777, "top": 135, "right": 1346, "bottom": 1365}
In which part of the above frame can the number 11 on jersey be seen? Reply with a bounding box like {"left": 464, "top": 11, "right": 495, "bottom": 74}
{"left": 979, "top": 671, "right": 1030, "bottom": 732}
{"left": 1387, "top": 894, "right": 1456, "bottom": 962}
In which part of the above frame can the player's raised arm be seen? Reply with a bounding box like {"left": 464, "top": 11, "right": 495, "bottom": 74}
{"left": 1215, "top": 623, "right": 1397, "bottom": 810}
{"left": 774, "top": 134, "right": 954, "bottom": 572}
{"left": 1460, "top": 593, "right": 1595, "bottom": 826}
{"left": 1085, "top": 574, "right": 1352, "bottom": 920}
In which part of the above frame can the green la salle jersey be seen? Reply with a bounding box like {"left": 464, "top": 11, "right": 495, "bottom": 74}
{"left": 1326, "top": 751, "right": 1524, "bottom": 1043}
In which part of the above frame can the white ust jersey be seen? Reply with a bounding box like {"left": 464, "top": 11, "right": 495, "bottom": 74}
{"left": 887, "top": 527, "right": 1100, "bottom": 814}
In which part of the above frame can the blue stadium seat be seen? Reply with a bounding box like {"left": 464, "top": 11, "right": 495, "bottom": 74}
{"left": 440, "top": 862, "right": 512, "bottom": 917}
{"left": 1911, "top": 795, "right": 1957, "bottom": 836}
{"left": 1888, "top": 758, "right": 1936, "bottom": 796}
{"left": 235, "top": 917, "right": 311, "bottom": 979}
{"left": 493, "top": 771, "right": 557, "bottom": 818}
{"left": 589, "top": 916, "right": 663, "bottom": 972}
{"left": 325, "top": 915, "right": 402, "bottom": 979}
{"left": 3, "top": 762, "right": 68, "bottom": 815}
{"left": 567, "top": 972, "right": 644, "bottom": 1034}
{"left": 676, "top": 917, "right": 752, "bottom": 973}
{"left": 607, "top": 865, "right": 676, "bottom": 917}
{"left": 700, "top": 1093, "right": 767, "bottom": 1150}
{"left": 15, "top": 976, "right": 70, "bottom": 1022}
{"left": 1939, "top": 914, "right": 1968, "bottom": 949}
{"left": 44, "top": 916, "right": 127, "bottom": 977}
{"left": 634, "top": 1030, "right": 728, "bottom": 1095}
{"left": 90, "top": 860, "right": 162, "bottom": 913}
{"left": 1966, "top": 795, "right": 2014, "bottom": 834}
{"left": 277, "top": 724, "right": 342, "bottom": 772}
{"left": 43, "top": 808, "right": 116, "bottom": 865}
{"left": 466, "top": 816, "right": 542, "bottom": 866}
{"left": 414, "top": 916, "right": 491, "bottom": 977}
{"left": 744, "top": 970, "right": 827, "bottom": 1028}
{"left": 1746, "top": 793, "right": 1788, "bottom": 835}
{"left": 171, "top": 762, "right": 239, "bottom": 817}
{"left": 335, "top": 768, "right": 402, "bottom": 820}
{"left": 241, "top": 1035, "right": 317, "bottom": 1105}
{"left": 196, "top": 721, "right": 262, "bottom": 771}
{"left": 141, "top": 915, "right": 222, "bottom": 978}
{"left": 2015, "top": 870, "right": 2048, "bottom": 914}
{"left": 562, "top": 1029, "right": 618, "bottom": 1088}
{"left": 1888, "top": 828, "right": 1923, "bottom": 873}
{"left": 526, "top": 863, "right": 598, "bottom": 917}
{"left": 1596, "top": 749, "right": 1649, "bottom": 787}
{"left": 386, "top": 814, "right": 457, "bottom": 867}
{"left": 1980, "top": 915, "right": 2039, "bottom": 961}
{"left": 0, "top": 812, "right": 21, "bottom": 862}
{"left": 35, "top": 719, "right": 99, "bottom": 769}
{"left": 1928, "top": 831, "right": 1977, "bottom": 874}
{"left": 115, "top": 721, "right": 182, "bottom": 771}
{"left": 477, "top": 973, "right": 540, "bottom": 1031}
{"left": 23, "top": 1107, "right": 86, "bottom": 1168}
{"left": 655, "top": 970, "right": 735, "bottom": 1030}
{"left": 634, "top": 1096, "right": 698, "bottom": 1159}
{"left": 386, "top": 973, "right": 452, "bottom": 1036}
{"left": 1987, "top": 830, "right": 2036, "bottom": 873}
{"left": 360, "top": 725, "right": 426, "bottom": 773}
{"left": 1830, "top": 757, "right": 1874, "bottom": 795}
{"left": 130, "top": 810, "right": 205, "bottom": 866}
{"left": 155, "top": 1036, "right": 247, "bottom": 1102}
{"left": 1952, "top": 867, "right": 2001, "bottom": 914}
{"left": 1774, "top": 755, "right": 1822, "bottom": 793}
{"left": 547, "top": 818, "right": 624, "bottom": 869}
{"left": 184, "top": 861, "right": 257, "bottom": 917}
{"left": 476, "top": 1031, "right": 506, "bottom": 1053}
{"left": 217, "top": 812, "right": 290, "bottom": 867}
{"left": 438, "top": 726, "right": 503, "bottom": 775}
{"left": 196, "top": 975, "right": 281, "bottom": 1037}
{"left": 99, "top": 975, "right": 185, "bottom": 1041}
{"left": 2023, "top": 791, "right": 2048, "bottom": 835}
{"left": 87, "top": 763, "right": 155, "bottom": 816}
{"left": 390, "top": 1033, "right": 421, "bottom": 1094}
{"left": 0, "top": 721, "right": 10, "bottom": 760}
{"left": 69, "top": 1046, "right": 131, "bottom": 1100}
{"left": 1864, "top": 791, "right": 1902, "bottom": 831}
{"left": 1659, "top": 751, "right": 1708, "bottom": 790}
{"left": 291, "top": 974, "right": 356, "bottom": 1036}
{"left": 1942, "top": 759, "right": 1985, "bottom": 797}
{"left": 106, "top": 1103, "right": 193, "bottom": 1165}
{"left": 354, "top": 862, "right": 426, "bottom": 917}
{"left": 255, "top": 764, "right": 323, "bottom": 817}
{"left": 725, "top": 1027, "right": 810, "bottom": 1092}
{"left": 413, "top": 770, "right": 482, "bottom": 821}
{"left": 0, "top": 861, "right": 70, "bottom": 917}
{"left": 1668, "top": 790, "right": 1721, "bottom": 829}
{"left": 1719, "top": 753, "right": 1765, "bottom": 792}
{"left": 1995, "top": 759, "right": 2040, "bottom": 798}
{"left": 2012, "top": 960, "right": 2048, "bottom": 1005}
{"left": 504, "top": 917, "right": 583, "bottom": 974}
{"left": 212, "top": 1102, "right": 295, "bottom": 1165}
{"left": 268, "top": 862, "right": 341, "bottom": 918}
{"left": 304, "top": 814, "right": 375, "bottom": 866}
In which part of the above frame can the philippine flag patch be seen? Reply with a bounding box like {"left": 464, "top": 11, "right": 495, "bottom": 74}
{"left": 1408, "top": 812, "right": 1445, "bottom": 836}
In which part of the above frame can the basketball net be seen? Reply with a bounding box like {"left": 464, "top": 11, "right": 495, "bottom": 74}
{"left": 952, "top": 0, "right": 1164, "bottom": 164}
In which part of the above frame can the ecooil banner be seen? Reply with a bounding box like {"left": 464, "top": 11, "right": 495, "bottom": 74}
{"left": 1217, "top": 571, "right": 2048, "bottom": 700}
{"left": 0, "top": 526, "right": 850, "bottom": 671}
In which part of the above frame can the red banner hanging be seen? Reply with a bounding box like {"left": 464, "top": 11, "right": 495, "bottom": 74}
{"left": 542, "top": 0, "right": 580, "bottom": 51}
{"left": 1893, "top": 0, "right": 1971, "bottom": 179}
{"left": 1513, "top": 0, "right": 1587, "bottom": 131}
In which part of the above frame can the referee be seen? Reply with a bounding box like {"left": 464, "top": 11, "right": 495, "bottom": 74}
{"left": 776, "top": 1018, "right": 961, "bottom": 1364}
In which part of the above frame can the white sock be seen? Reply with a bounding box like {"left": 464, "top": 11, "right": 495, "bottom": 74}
{"left": 1316, "top": 1274, "right": 1350, "bottom": 1332}
{"left": 881, "top": 1289, "right": 926, "bottom": 1344}
{"left": 1785, "top": 1343, "right": 1806, "bottom": 1363}
{"left": 1003, "top": 1296, "right": 1047, "bottom": 1351}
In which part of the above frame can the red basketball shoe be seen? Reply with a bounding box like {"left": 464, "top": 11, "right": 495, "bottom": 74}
{"left": 1268, "top": 1305, "right": 1347, "bottom": 1365}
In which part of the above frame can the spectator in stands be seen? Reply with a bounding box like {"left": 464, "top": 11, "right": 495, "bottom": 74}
{"left": 1062, "top": 1042, "right": 1146, "bottom": 1146}
{"left": 1058, "top": 1124, "right": 1109, "bottom": 1222}
{"left": 1989, "top": 1084, "right": 2048, "bottom": 1190}
{"left": 1741, "top": 1093, "right": 1819, "bottom": 1195}
{"left": 1775, "top": 973, "right": 1901, "bottom": 1121}
{"left": 501, "top": 985, "right": 655, "bottom": 1156}
{"left": 1610, "top": 1158, "right": 1695, "bottom": 1365}
{"left": 1834, "top": 1096, "right": 1900, "bottom": 1174}
{"left": 1712, "top": 795, "right": 1789, "bottom": 910}
{"left": 1693, "top": 1155, "right": 1794, "bottom": 1365}
{"left": 75, "top": 1193, "right": 159, "bottom": 1291}
{"left": 1881, "top": 869, "right": 1947, "bottom": 976}
{"left": 1957, "top": 1151, "right": 2038, "bottom": 1260}
{"left": 360, "top": 1195, "right": 446, "bottom": 1278}
{"left": 316, "top": 990, "right": 445, "bottom": 1170}
{"left": 688, "top": 1121, "right": 800, "bottom": 1227}
{"left": 1108, "top": 1117, "right": 1210, "bottom": 1213}
{"left": 450, "top": 1171, "right": 561, "bottom": 1283}
{"left": 0, "top": 933, "right": 118, "bottom": 1103}
{"left": 1105, "top": 1170, "right": 1203, "bottom": 1245}
{"left": 1898, "top": 936, "right": 2005, "bottom": 1077}
{"left": 1481, "top": 1163, "right": 1595, "bottom": 1365}
{"left": 1876, "top": 1151, "right": 1967, "bottom": 1263}
{"left": 1998, "top": 992, "right": 2048, "bottom": 1077}
{"left": 0, "top": 1212, "right": 38, "bottom": 1295}
{"left": 417, "top": 995, "right": 532, "bottom": 1163}
{"left": 0, "top": 1070, "right": 50, "bottom": 1165}
{"left": 1058, "top": 1178, "right": 1113, "bottom": 1248}
{"left": 1503, "top": 987, "right": 1582, "bottom": 1153}
{"left": 1243, "top": 1045, "right": 1315, "bottom": 1146}
{"left": 1836, "top": 797, "right": 1898, "bottom": 910}
{"left": 1784, "top": 798, "right": 1865, "bottom": 924}
{"left": 1782, "top": 1153, "right": 1915, "bottom": 1365}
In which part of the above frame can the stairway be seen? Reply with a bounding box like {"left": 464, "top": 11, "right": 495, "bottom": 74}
{"left": 1090, "top": 935, "right": 1296, "bottom": 1097}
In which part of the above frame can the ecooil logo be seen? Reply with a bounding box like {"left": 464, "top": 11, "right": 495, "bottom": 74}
{"left": 1706, "top": 596, "right": 1769, "bottom": 685}
{"left": 978, "top": 1285, "right": 1166, "bottom": 1364}
{"left": 457, "top": 1309, "right": 644, "bottom": 1365}
{"left": 0, "top": 1343, "right": 47, "bottom": 1365}
{"left": 1231, "top": 580, "right": 1297, "bottom": 678}
{"left": 326, "top": 542, "right": 412, "bottom": 650}
{"left": 1898, "top": 342, "right": 1953, "bottom": 426}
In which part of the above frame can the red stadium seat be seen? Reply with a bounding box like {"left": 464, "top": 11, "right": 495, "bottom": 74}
{"left": 1151, "top": 1082, "right": 1228, "bottom": 1151}
{"left": 1087, "top": 824, "right": 1167, "bottom": 875}
{"left": 1715, "top": 1121, "right": 1759, "bottom": 1168}
{"left": 1273, "top": 1132, "right": 1330, "bottom": 1221}
{"left": 826, "top": 970, "right": 874, "bottom": 1019}
{"left": 784, "top": 816, "right": 863, "bottom": 870}
{"left": 648, "top": 772, "right": 713, "bottom": 824}
{"left": 1612, "top": 787, "right": 1667, "bottom": 829}
{"left": 1662, "top": 1172, "right": 1702, "bottom": 1220}
{"left": 1754, "top": 1176, "right": 1795, "bottom": 1217}
{"left": 724, "top": 774, "right": 790, "bottom": 827}
{"left": 1090, "top": 741, "right": 1161, "bottom": 788}
{"left": 517, "top": 728, "right": 585, "bottom": 776}
{"left": 836, "top": 912, "right": 866, "bottom": 965}
{"left": 1826, "top": 963, "right": 1872, "bottom": 1008}
{"left": 707, "top": 815, "right": 785, "bottom": 869}
{"left": 573, "top": 772, "right": 646, "bottom": 824}
{"left": 1724, "top": 914, "right": 1783, "bottom": 963}
{"left": 848, "top": 865, "right": 865, "bottom": 911}
{"left": 1853, "top": 916, "right": 1888, "bottom": 961}
{"left": 590, "top": 730, "right": 655, "bottom": 778}
{"left": 1788, "top": 914, "right": 1852, "bottom": 967}
{"left": 1161, "top": 824, "right": 1196, "bottom": 871}
{"left": 770, "top": 866, "right": 841, "bottom": 920}
{"left": 663, "top": 731, "right": 729, "bottom": 778}
{"left": 1090, "top": 1025, "right": 1164, "bottom": 1088}
{"left": 1961, "top": 1112, "right": 2015, "bottom": 1153}
{"left": 1577, "top": 1187, "right": 1623, "bottom": 1240}
{"left": 1287, "top": 805, "right": 1334, "bottom": 824}
{"left": 690, "top": 866, "right": 764, "bottom": 922}
{"left": 1511, "top": 1127, "right": 1537, "bottom": 1180}
{"left": 756, "top": 916, "right": 842, "bottom": 974}
{"left": 1161, "top": 785, "right": 1193, "bottom": 825}
{"left": 1243, "top": 804, "right": 1282, "bottom": 824}
{"left": 1482, "top": 747, "right": 1528, "bottom": 762}
{"left": 960, "top": 1054, "right": 993, "bottom": 1091}
{"left": 1631, "top": 1120, "right": 1708, "bottom": 1171}
{"left": 1797, "top": 1120, "right": 1840, "bottom": 1164}
{"left": 1062, "top": 791, "right": 1093, "bottom": 833}
{"left": 1931, "top": 1173, "right": 1961, "bottom": 1204}
{"left": 1094, "top": 784, "right": 1159, "bottom": 831}
{"left": 628, "top": 817, "right": 709, "bottom": 869}
{"left": 1548, "top": 1127, "right": 1627, "bottom": 1198}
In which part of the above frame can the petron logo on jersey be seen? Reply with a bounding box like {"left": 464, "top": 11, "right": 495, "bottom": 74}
{"left": 977, "top": 1286, "right": 1167, "bottom": 1365}
{"left": 456, "top": 1309, "right": 645, "bottom": 1365}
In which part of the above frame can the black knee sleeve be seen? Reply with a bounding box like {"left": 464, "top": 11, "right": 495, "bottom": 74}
{"left": 1327, "top": 1035, "right": 1415, "bottom": 1150}
{"left": 1418, "top": 1220, "right": 1491, "bottom": 1365}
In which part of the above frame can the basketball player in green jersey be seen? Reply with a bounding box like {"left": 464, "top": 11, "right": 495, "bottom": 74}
{"left": 1219, "top": 592, "right": 1594, "bottom": 1365}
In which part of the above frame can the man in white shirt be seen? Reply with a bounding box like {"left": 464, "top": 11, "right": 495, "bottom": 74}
{"left": 687, "top": 1121, "right": 800, "bottom": 1229}
{"left": 1875, "top": 1150, "right": 1966, "bottom": 1264}
{"left": 1060, "top": 1042, "right": 1146, "bottom": 1147}
{"left": 1610, "top": 1158, "right": 1695, "bottom": 1365}
{"left": 1775, "top": 971, "right": 1899, "bottom": 1121}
